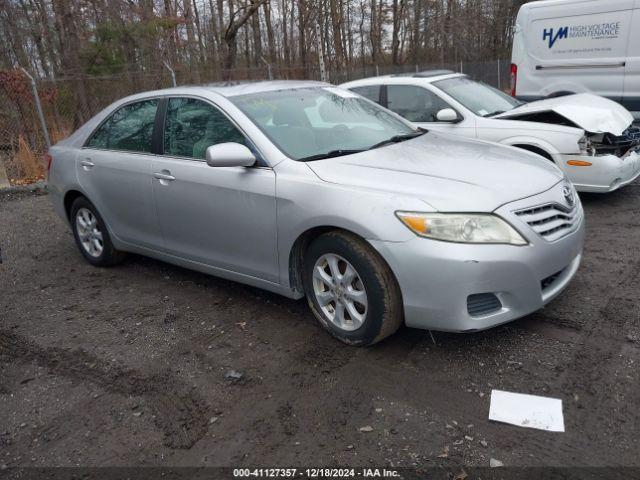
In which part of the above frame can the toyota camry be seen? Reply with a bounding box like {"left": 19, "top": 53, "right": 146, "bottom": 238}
{"left": 47, "top": 81, "right": 585, "bottom": 346}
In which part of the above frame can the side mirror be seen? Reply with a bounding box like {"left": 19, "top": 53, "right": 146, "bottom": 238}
{"left": 205, "top": 143, "right": 256, "bottom": 168}
{"left": 436, "top": 108, "right": 460, "bottom": 123}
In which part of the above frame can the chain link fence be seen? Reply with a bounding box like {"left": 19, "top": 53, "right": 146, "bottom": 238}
{"left": 0, "top": 59, "right": 510, "bottom": 185}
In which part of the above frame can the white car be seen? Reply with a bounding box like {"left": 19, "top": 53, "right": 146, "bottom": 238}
{"left": 341, "top": 71, "right": 640, "bottom": 193}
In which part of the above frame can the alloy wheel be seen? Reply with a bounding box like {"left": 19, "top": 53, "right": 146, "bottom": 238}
{"left": 75, "top": 207, "right": 104, "bottom": 258}
{"left": 312, "top": 253, "right": 368, "bottom": 331}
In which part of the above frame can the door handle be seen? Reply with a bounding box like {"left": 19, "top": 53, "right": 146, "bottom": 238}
{"left": 153, "top": 171, "right": 176, "bottom": 181}
{"left": 81, "top": 159, "right": 95, "bottom": 169}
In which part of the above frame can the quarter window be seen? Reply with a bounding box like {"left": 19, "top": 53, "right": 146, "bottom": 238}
{"left": 163, "top": 98, "right": 246, "bottom": 160}
{"left": 86, "top": 99, "right": 158, "bottom": 152}
{"left": 386, "top": 85, "right": 452, "bottom": 123}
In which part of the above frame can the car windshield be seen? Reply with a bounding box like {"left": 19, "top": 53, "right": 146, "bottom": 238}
{"left": 230, "top": 87, "right": 419, "bottom": 161}
{"left": 433, "top": 77, "right": 523, "bottom": 117}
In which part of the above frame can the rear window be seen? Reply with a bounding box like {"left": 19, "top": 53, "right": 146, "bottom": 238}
{"left": 86, "top": 99, "right": 158, "bottom": 153}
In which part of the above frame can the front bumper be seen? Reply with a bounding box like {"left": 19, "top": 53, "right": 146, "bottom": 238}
{"left": 562, "top": 151, "right": 640, "bottom": 193}
{"left": 369, "top": 185, "right": 585, "bottom": 332}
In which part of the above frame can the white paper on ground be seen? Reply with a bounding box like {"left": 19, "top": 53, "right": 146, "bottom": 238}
{"left": 489, "top": 390, "right": 565, "bottom": 432}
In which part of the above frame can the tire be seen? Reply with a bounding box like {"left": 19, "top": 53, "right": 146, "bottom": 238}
{"left": 302, "top": 230, "right": 403, "bottom": 346}
{"left": 70, "top": 196, "right": 125, "bottom": 267}
{"left": 546, "top": 91, "right": 574, "bottom": 99}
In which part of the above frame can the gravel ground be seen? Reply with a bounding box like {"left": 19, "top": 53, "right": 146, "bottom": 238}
{"left": 0, "top": 183, "right": 639, "bottom": 470}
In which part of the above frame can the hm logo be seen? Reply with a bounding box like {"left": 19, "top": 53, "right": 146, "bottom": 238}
{"left": 543, "top": 26, "right": 568, "bottom": 48}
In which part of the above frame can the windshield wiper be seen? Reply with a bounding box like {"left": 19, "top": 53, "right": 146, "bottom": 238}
{"left": 368, "top": 130, "right": 426, "bottom": 150}
{"left": 298, "top": 149, "right": 365, "bottom": 162}
{"left": 484, "top": 110, "right": 506, "bottom": 117}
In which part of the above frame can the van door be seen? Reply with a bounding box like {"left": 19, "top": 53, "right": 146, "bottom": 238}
{"left": 623, "top": 2, "right": 640, "bottom": 116}
{"left": 526, "top": 0, "right": 633, "bottom": 100}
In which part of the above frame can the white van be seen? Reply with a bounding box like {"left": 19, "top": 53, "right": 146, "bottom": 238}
{"left": 511, "top": 0, "right": 640, "bottom": 119}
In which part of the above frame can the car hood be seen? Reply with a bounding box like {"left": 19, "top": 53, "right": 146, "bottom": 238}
{"left": 306, "top": 132, "right": 563, "bottom": 212}
{"left": 495, "top": 93, "right": 633, "bottom": 136}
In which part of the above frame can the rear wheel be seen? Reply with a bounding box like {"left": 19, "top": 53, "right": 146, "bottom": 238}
{"left": 302, "top": 231, "right": 403, "bottom": 346}
{"left": 70, "top": 197, "right": 125, "bottom": 267}
{"left": 546, "top": 91, "right": 574, "bottom": 98}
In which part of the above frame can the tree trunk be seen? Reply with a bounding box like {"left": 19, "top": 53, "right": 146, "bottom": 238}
{"left": 182, "top": 0, "right": 200, "bottom": 82}
{"left": 223, "top": 0, "right": 267, "bottom": 79}
{"left": 391, "top": 0, "right": 404, "bottom": 65}
{"left": 329, "top": 0, "right": 345, "bottom": 68}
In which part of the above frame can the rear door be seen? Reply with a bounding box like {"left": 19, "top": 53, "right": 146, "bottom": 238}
{"left": 79, "top": 98, "right": 162, "bottom": 249}
{"left": 151, "top": 96, "right": 279, "bottom": 282}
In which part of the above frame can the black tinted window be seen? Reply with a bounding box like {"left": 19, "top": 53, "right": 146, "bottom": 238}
{"left": 164, "top": 98, "right": 246, "bottom": 159}
{"left": 350, "top": 85, "right": 381, "bottom": 103}
{"left": 87, "top": 99, "right": 158, "bottom": 152}
{"left": 386, "top": 85, "right": 451, "bottom": 123}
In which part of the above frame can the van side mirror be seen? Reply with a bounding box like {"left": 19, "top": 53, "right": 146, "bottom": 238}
{"left": 436, "top": 108, "right": 460, "bottom": 123}
{"left": 205, "top": 143, "right": 256, "bottom": 168}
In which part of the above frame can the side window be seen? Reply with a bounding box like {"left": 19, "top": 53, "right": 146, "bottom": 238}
{"left": 164, "top": 97, "right": 246, "bottom": 160}
{"left": 87, "top": 99, "right": 158, "bottom": 152}
{"left": 386, "top": 85, "right": 453, "bottom": 123}
{"left": 350, "top": 85, "right": 381, "bottom": 104}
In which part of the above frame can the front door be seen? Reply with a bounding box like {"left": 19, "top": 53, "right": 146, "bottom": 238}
{"left": 151, "top": 97, "right": 279, "bottom": 283}
{"left": 384, "top": 84, "right": 477, "bottom": 138}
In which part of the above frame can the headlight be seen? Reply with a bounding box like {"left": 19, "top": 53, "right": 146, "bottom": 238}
{"left": 396, "top": 212, "right": 527, "bottom": 245}
{"left": 578, "top": 135, "right": 594, "bottom": 156}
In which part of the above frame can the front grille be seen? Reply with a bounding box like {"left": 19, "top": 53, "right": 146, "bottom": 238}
{"left": 514, "top": 202, "right": 580, "bottom": 242}
{"left": 467, "top": 293, "right": 502, "bottom": 317}
{"left": 541, "top": 269, "right": 564, "bottom": 291}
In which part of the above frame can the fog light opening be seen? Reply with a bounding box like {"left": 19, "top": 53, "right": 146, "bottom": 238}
{"left": 467, "top": 293, "right": 502, "bottom": 317}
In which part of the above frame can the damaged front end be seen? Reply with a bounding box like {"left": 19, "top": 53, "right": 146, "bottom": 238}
{"left": 571, "top": 123, "right": 640, "bottom": 192}
{"left": 584, "top": 125, "right": 640, "bottom": 158}
{"left": 493, "top": 94, "right": 640, "bottom": 192}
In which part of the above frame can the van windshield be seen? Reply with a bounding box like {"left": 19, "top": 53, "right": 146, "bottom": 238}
{"left": 433, "top": 77, "right": 523, "bottom": 117}
{"left": 230, "top": 87, "right": 419, "bottom": 161}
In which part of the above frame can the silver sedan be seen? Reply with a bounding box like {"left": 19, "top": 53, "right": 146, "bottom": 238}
{"left": 47, "top": 81, "right": 585, "bottom": 346}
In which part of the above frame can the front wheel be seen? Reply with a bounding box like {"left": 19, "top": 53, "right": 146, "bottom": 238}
{"left": 70, "top": 196, "right": 125, "bottom": 267}
{"left": 302, "top": 231, "right": 403, "bottom": 346}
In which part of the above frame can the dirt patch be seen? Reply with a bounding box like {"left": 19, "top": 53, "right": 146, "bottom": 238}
{"left": 0, "top": 329, "right": 209, "bottom": 449}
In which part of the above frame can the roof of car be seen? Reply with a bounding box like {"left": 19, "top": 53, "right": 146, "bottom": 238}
{"left": 200, "top": 80, "right": 328, "bottom": 97}
{"left": 340, "top": 72, "right": 464, "bottom": 89}
{"left": 520, "top": 0, "right": 587, "bottom": 10}
{"left": 391, "top": 69, "right": 456, "bottom": 78}
{"left": 135, "top": 80, "right": 329, "bottom": 100}
{"left": 112, "top": 80, "right": 331, "bottom": 107}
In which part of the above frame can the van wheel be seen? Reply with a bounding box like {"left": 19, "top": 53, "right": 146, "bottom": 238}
{"left": 546, "top": 91, "right": 574, "bottom": 98}
{"left": 70, "top": 197, "right": 125, "bottom": 267}
{"left": 302, "top": 231, "right": 403, "bottom": 346}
